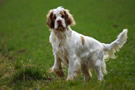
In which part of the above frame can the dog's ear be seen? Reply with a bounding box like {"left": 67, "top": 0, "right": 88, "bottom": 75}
{"left": 46, "top": 10, "right": 54, "bottom": 29}
{"left": 64, "top": 9, "right": 76, "bottom": 26}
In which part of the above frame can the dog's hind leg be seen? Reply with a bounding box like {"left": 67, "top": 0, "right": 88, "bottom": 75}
{"left": 95, "top": 60, "right": 103, "bottom": 81}
{"left": 81, "top": 62, "right": 91, "bottom": 81}
{"left": 101, "top": 60, "right": 107, "bottom": 75}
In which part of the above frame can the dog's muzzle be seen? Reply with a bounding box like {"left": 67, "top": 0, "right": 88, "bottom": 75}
{"left": 56, "top": 20, "right": 65, "bottom": 30}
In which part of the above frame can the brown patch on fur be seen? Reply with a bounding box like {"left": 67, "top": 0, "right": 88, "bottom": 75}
{"left": 81, "top": 63, "right": 91, "bottom": 80}
{"left": 64, "top": 48, "right": 69, "bottom": 64}
{"left": 63, "top": 9, "right": 76, "bottom": 26}
{"left": 81, "top": 36, "right": 85, "bottom": 45}
{"left": 60, "top": 11, "right": 65, "bottom": 18}
{"left": 46, "top": 10, "right": 54, "bottom": 29}
{"left": 49, "top": 68, "right": 64, "bottom": 77}
{"left": 54, "top": 70, "right": 64, "bottom": 77}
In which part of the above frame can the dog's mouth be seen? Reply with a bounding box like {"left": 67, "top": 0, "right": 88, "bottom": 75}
{"left": 56, "top": 27, "right": 65, "bottom": 31}
{"left": 56, "top": 24, "right": 65, "bottom": 31}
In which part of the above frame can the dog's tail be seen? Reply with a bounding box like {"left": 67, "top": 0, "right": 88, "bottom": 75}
{"left": 102, "top": 29, "right": 128, "bottom": 60}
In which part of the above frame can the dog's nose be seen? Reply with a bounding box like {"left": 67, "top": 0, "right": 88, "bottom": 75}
{"left": 57, "top": 20, "right": 62, "bottom": 25}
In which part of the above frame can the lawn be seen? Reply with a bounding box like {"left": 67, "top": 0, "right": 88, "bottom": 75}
{"left": 0, "top": 0, "right": 135, "bottom": 89}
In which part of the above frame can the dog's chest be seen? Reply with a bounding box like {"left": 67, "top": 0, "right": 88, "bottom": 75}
{"left": 51, "top": 35, "right": 69, "bottom": 65}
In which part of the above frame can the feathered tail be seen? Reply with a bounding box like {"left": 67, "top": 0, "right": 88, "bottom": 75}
{"left": 102, "top": 29, "right": 128, "bottom": 60}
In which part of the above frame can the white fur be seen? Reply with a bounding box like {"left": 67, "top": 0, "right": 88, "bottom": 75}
{"left": 48, "top": 7, "right": 128, "bottom": 81}
{"left": 102, "top": 29, "right": 128, "bottom": 60}
{"left": 53, "top": 7, "right": 66, "bottom": 30}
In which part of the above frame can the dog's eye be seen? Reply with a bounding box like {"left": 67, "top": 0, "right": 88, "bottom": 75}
{"left": 53, "top": 15, "right": 56, "bottom": 19}
{"left": 61, "top": 15, "right": 65, "bottom": 18}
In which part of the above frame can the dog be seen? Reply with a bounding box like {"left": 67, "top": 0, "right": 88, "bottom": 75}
{"left": 46, "top": 6, "right": 128, "bottom": 81}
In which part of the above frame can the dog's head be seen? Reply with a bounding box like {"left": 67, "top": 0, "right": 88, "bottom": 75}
{"left": 46, "top": 6, "right": 75, "bottom": 31}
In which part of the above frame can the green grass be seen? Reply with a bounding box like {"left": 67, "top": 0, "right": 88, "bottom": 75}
{"left": 0, "top": 0, "right": 135, "bottom": 89}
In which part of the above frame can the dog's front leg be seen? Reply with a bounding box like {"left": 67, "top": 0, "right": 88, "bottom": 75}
{"left": 49, "top": 54, "right": 64, "bottom": 77}
{"left": 66, "top": 55, "right": 78, "bottom": 80}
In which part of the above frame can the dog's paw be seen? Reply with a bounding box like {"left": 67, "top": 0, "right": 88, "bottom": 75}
{"left": 66, "top": 73, "right": 77, "bottom": 81}
{"left": 66, "top": 76, "right": 74, "bottom": 81}
{"left": 55, "top": 70, "right": 64, "bottom": 77}
{"left": 48, "top": 67, "right": 54, "bottom": 73}
{"left": 48, "top": 67, "right": 64, "bottom": 77}
{"left": 103, "top": 70, "right": 108, "bottom": 75}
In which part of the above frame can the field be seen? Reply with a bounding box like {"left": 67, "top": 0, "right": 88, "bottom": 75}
{"left": 0, "top": 0, "right": 135, "bottom": 89}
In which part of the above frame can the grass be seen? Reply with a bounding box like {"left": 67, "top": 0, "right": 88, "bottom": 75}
{"left": 0, "top": 0, "right": 135, "bottom": 89}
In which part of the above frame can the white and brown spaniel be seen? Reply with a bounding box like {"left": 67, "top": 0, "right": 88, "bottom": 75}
{"left": 46, "top": 6, "right": 128, "bottom": 81}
